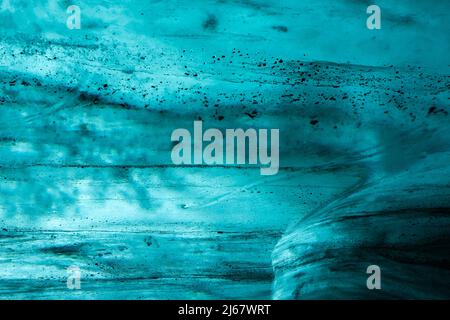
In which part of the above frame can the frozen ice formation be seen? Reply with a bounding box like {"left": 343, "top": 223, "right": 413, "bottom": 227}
{"left": 0, "top": 0, "right": 449, "bottom": 299}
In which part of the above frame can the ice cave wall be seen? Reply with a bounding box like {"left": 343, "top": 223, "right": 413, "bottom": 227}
{"left": 0, "top": 0, "right": 449, "bottom": 299}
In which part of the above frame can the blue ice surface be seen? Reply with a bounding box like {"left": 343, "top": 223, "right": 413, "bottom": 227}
{"left": 0, "top": 1, "right": 449, "bottom": 299}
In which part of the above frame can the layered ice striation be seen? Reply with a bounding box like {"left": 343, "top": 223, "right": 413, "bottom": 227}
{"left": 0, "top": 0, "right": 449, "bottom": 299}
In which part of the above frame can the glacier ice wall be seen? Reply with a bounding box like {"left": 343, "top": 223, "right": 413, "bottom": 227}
{"left": 0, "top": 0, "right": 449, "bottom": 299}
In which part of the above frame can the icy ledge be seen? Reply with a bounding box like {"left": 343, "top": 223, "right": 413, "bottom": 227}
{"left": 272, "top": 150, "right": 450, "bottom": 299}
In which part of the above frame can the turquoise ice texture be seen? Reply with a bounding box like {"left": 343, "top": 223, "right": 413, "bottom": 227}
{"left": 0, "top": 0, "right": 449, "bottom": 299}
